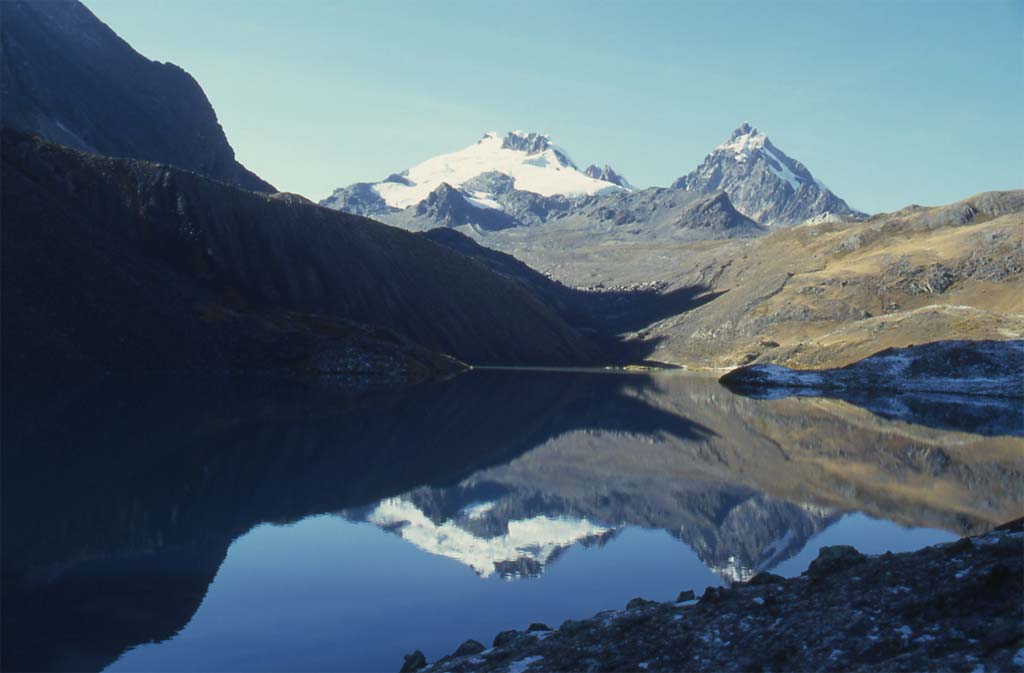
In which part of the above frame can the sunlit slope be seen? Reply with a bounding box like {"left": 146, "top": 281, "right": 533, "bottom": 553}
{"left": 636, "top": 191, "right": 1024, "bottom": 368}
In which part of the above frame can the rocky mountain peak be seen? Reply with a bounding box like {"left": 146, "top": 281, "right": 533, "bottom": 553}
{"left": 501, "top": 131, "right": 552, "bottom": 155}
{"left": 730, "top": 122, "right": 757, "bottom": 139}
{"left": 584, "top": 164, "right": 632, "bottom": 188}
{"left": 672, "top": 123, "right": 864, "bottom": 227}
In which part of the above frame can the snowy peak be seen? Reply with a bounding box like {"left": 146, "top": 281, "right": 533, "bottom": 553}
{"left": 501, "top": 131, "right": 552, "bottom": 155}
{"left": 673, "top": 122, "right": 864, "bottom": 227}
{"left": 321, "top": 130, "right": 630, "bottom": 226}
{"left": 714, "top": 123, "right": 770, "bottom": 161}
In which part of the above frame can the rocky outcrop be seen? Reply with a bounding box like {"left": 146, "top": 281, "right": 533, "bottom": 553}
{"left": 320, "top": 182, "right": 398, "bottom": 217}
{"left": 500, "top": 131, "right": 554, "bottom": 155}
{"left": 1, "top": 1, "right": 274, "bottom": 192}
{"left": 584, "top": 164, "right": 632, "bottom": 188}
{"left": 721, "top": 340, "right": 1024, "bottom": 400}
{"left": 411, "top": 183, "right": 519, "bottom": 231}
{"left": 672, "top": 123, "right": 863, "bottom": 227}
{"left": 1, "top": 130, "right": 603, "bottom": 381}
{"left": 412, "top": 519, "right": 1024, "bottom": 672}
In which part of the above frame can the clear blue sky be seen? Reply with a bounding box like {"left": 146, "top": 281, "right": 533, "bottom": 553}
{"left": 85, "top": 0, "right": 1022, "bottom": 212}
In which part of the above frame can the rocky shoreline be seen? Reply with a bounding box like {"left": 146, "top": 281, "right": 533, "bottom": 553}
{"left": 401, "top": 519, "right": 1023, "bottom": 672}
{"left": 719, "top": 340, "right": 1024, "bottom": 400}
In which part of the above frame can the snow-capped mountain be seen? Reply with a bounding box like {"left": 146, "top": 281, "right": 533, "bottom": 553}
{"left": 321, "top": 131, "right": 629, "bottom": 226}
{"left": 672, "top": 123, "right": 864, "bottom": 227}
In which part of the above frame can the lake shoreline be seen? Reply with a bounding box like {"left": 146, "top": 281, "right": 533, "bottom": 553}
{"left": 405, "top": 518, "right": 1024, "bottom": 673}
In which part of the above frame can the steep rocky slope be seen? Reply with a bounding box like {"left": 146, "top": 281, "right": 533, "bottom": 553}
{"left": 2, "top": 130, "right": 602, "bottom": 381}
{"left": 673, "top": 123, "right": 864, "bottom": 227}
{"left": 1, "top": 0, "right": 273, "bottom": 192}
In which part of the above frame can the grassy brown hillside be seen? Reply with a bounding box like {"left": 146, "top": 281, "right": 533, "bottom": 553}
{"left": 570, "top": 191, "right": 1024, "bottom": 369}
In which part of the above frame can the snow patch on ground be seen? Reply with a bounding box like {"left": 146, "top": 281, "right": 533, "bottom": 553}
{"left": 465, "top": 192, "right": 504, "bottom": 210}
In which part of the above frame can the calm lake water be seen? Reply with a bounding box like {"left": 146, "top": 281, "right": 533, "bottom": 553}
{"left": 3, "top": 370, "right": 1021, "bottom": 672}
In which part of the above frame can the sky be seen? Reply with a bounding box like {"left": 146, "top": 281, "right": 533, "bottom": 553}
{"left": 85, "top": 0, "right": 1022, "bottom": 213}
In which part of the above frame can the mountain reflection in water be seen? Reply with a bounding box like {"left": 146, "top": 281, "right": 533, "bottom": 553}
{"left": 3, "top": 370, "right": 1021, "bottom": 672}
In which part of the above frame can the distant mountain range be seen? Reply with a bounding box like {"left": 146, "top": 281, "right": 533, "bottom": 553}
{"left": 321, "top": 125, "right": 864, "bottom": 235}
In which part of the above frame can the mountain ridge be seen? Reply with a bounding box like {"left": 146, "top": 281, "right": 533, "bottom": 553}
{"left": 1, "top": 0, "right": 274, "bottom": 193}
{"left": 2, "top": 129, "right": 604, "bottom": 381}
{"left": 321, "top": 124, "right": 862, "bottom": 238}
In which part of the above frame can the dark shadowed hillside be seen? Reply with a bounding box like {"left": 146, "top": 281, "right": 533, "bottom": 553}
{"left": 0, "top": 0, "right": 274, "bottom": 192}
{"left": 1, "top": 130, "right": 602, "bottom": 380}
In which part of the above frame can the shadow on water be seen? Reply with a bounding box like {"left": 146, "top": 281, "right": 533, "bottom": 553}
{"left": 1, "top": 370, "right": 706, "bottom": 672}
{"left": 2, "top": 369, "right": 1022, "bottom": 671}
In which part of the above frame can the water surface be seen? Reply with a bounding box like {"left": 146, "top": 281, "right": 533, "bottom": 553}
{"left": 3, "top": 370, "right": 1020, "bottom": 672}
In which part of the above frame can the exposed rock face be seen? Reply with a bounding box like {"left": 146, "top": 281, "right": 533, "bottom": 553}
{"left": 672, "top": 123, "right": 863, "bottom": 227}
{"left": 1, "top": 0, "right": 274, "bottom": 192}
{"left": 320, "top": 182, "right": 398, "bottom": 217}
{"left": 412, "top": 183, "right": 519, "bottom": 231}
{"left": 584, "top": 164, "right": 632, "bottom": 188}
{"left": 418, "top": 520, "right": 1024, "bottom": 673}
{"left": 1, "top": 130, "right": 602, "bottom": 381}
{"left": 500, "top": 131, "right": 554, "bottom": 155}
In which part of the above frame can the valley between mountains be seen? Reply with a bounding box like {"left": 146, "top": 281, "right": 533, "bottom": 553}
{"left": 4, "top": 0, "right": 1022, "bottom": 391}
{"left": 2, "top": 3, "right": 1023, "bottom": 673}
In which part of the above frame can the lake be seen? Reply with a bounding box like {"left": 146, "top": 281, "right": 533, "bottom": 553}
{"left": 3, "top": 370, "right": 1021, "bottom": 672}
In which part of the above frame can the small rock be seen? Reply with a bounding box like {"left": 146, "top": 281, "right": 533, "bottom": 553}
{"left": 627, "top": 597, "right": 656, "bottom": 610}
{"left": 399, "top": 650, "right": 427, "bottom": 673}
{"left": 747, "top": 572, "right": 785, "bottom": 586}
{"left": 493, "top": 630, "right": 519, "bottom": 648}
{"left": 946, "top": 538, "right": 974, "bottom": 554}
{"left": 676, "top": 589, "right": 696, "bottom": 602}
{"left": 806, "top": 545, "right": 865, "bottom": 578}
{"left": 453, "top": 639, "right": 486, "bottom": 657}
{"left": 699, "top": 586, "right": 725, "bottom": 604}
{"left": 527, "top": 623, "right": 551, "bottom": 632}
